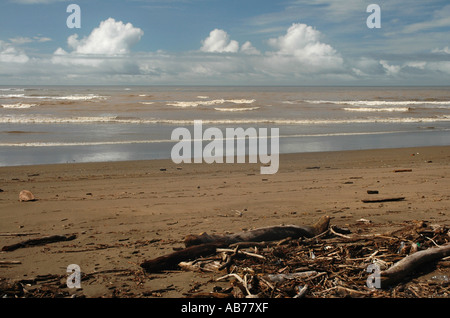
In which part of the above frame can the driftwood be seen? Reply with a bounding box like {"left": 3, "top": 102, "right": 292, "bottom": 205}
{"left": 0, "top": 260, "right": 22, "bottom": 265}
{"left": 0, "top": 232, "right": 40, "bottom": 237}
{"left": 140, "top": 242, "right": 226, "bottom": 272}
{"left": 362, "top": 197, "right": 405, "bottom": 203}
{"left": 184, "top": 215, "right": 330, "bottom": 247}
{"left": 140, "top": 216, "right": 330, "bottom": 273}
{"left": 2, "top": 234, "right": 77, "bottom": 252}
{"left": 380, "top": 243, "right": 450, "bottom": 288}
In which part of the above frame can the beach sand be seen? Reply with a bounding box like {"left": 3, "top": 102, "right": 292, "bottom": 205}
{"left": 0, "top": 146, "right": 449, "bottom": 298}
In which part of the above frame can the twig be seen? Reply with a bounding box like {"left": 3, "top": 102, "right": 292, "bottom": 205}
{"left": 217, "top": 273, "right": 246, "bottom": 285}
{"left": 293, "top": 285, "right": 308, "bottom": 298}
{"left": 330, "top": 226, "right": 352, "bottom": 239}
{"left": 216, "top": 248, "right": 266, "bottom": 259}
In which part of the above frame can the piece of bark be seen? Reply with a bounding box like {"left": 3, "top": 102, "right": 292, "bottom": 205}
{"left": 362, "top": 197, "right": 405, "bottom": 203}
{"left": 394, "top": 169, "right": 412, "bottom": 173}
{"left": 2, "top": 234, "right": 77, "bottom": 251}
{"left": 380, "top": 243, "right": 450, "bottom": 288}
{"left": 184, "top": 215, "right": 330, "bottom": 247}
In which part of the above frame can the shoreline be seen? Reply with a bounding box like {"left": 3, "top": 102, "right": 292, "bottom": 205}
{"left": 1, "top": 144, "right": 449, "bottom": 169}
{"left": 0, "top": 145, "right": 449, "bottom": 298}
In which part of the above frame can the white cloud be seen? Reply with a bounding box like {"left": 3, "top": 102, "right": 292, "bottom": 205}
{"left": 52, "top": 18, "right": 144, "bottom": 71}
{"left": 200, "top": 29, "right": 239, "bottom": 53}
{"left": 240, "top": 41, "right": 260, "bottom": 55}
{"left": 380, "top": 60, "right": 401, "bottom": 76}
{"left": 432, "top": 46, "right": 450, "bottom": 54}
{"left": 0, "top": 40, "right": 29, "bottom": 63}
{"left": 402, "top": 5, "right": 450, "bottom": 34}
{"left": 200, "top": 29, "right": 260, "bottom": 55}
{"left": 64, "top": 18, "right": 143, "bottom": 55}
{"left": 9, "top": 36, "right": 51, "bottom": 44}
{"left": 264, "top": 23, "right": 344, "bottom": 73}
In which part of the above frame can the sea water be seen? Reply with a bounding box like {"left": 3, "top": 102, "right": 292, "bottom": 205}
{"left": 0, "top": 85, "right": 449, "bottom": 166}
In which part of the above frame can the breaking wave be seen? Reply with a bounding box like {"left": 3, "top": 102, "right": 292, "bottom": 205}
{"left": 343, "top": 107, "right": 410, "bottom": 112}
{"left": 214, "top": 107, "right": 260, "bottom": 112}
{"left": 305, "top": 100, "right": 450, "bottom": 107}
{"left": 1, "top": 103, "right": 38, "bottom": 109}
{"left": 0, "top": 94, "right": 106, "bottom": 101}
{"left": 167, "top": 99, "right": 256, "bottom": 107}
{"left": 1, "top": 115, "right": 449, "bottom": 125}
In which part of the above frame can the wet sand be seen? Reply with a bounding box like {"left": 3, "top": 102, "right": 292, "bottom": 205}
{"left": 0, "top": 146, "right": 449, "bottom": 298}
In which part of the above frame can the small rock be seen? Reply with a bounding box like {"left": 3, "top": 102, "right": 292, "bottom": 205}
{"left": 19, "top": 190, "right": 36, "bottom": 202}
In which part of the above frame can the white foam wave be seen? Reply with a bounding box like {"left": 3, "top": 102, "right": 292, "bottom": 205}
{"left": 1, "top": 115, "right": 449, "bottom": 125}
{"left": 306, "top": 100, "right": 450, "bottom": 106}
{"left": 1, "top": 94, "right": 106, "bottom": 101}
{"left": 0, "top": 140, "right": 173, "bottom": 147}
{"left": 167, "top": 101, "right": 201, "bottom": 107}
{"left": 139, "top": 102, "right": 154, "bottom": 105}
{"left": 214, "top": 107, "right": 260, "bottom": 112}
{"left": 0, "top": 88, "right": 25, "bottom": 92}
{"left": 1, "top": 103, "right": 38, "bottom": 109}
{"left": 0, "top": 94, "right": 25, "bottom": 98}
{"left": 2, "top": 129, "right": 447, "bottom": 148}
{"left": 167, "top": 99, "right": 256, "bottom": 107}
{"left": 343, "top": 107, "right": 410, "bottom": 112}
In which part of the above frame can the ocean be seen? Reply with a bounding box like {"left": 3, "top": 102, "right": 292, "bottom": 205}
{"left": 0, "top": 85, "right": 449, "bottom": 167}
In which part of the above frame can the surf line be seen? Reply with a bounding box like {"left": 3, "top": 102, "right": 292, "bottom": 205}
{"left": 170, "top": 120, "right": 279, "bottom": 174}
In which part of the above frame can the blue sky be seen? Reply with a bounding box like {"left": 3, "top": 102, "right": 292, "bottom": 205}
{"left": 0, "top": 0, "right": 449, "bottom": 85}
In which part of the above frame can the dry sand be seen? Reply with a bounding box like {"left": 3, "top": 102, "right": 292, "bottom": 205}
{"left": 0, "top": 146, "right": 449, "bottom": 298}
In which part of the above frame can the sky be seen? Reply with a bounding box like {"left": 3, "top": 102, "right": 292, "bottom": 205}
{"left": 0, "top": 0, "right": 449, "bottom": 86}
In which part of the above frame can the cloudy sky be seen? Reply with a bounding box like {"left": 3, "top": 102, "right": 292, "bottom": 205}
{"left": 0, "top": 0, "right": 449, "bottom": 85}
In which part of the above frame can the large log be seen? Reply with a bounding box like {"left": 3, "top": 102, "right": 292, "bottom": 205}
{"left": 140, "top": 216, "right": 330, "bottom": 273}
{"left": 184, "top": 215, "right": 330, "bottom": 247}
{"left": 379, "top": 243, "right": 450, "bottom": 288}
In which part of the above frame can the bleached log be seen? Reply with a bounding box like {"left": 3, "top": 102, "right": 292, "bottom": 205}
{"left": 380, "top": 243, "right": 450, "bottom": 288}
{"left": 184, "top": 215, "right": 331, "bottom": 247}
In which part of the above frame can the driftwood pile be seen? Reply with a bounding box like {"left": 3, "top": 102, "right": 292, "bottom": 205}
{"left": 141, "top": 216, "right": 450, "bottom": 298}
{"left": 1, "top": 216, "right": 449, "bottom": 298}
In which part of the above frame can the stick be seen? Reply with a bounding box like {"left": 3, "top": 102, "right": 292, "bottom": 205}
{"left": 380, "top": 243, "right": 450, "bottom": 288}
{"left": 2, "top": 234, "right": 77, "bottom": 251}
{"left": 0, "top": 260, "right": 22, "bottom": 265}
{"left": 330, "top": 226, "right": 352, "bottom": 239}
{"left": 216, "top": 248, "right": 266, "bottom": 259}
